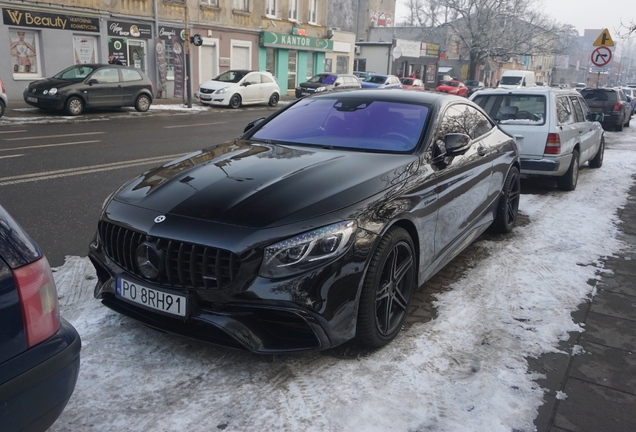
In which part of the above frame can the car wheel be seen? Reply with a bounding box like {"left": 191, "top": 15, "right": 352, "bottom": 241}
{"left": 135, "top": 94, "right": 151, "bottom": 112}
{"left": 355, "top": 226, "right": 416, "bottom": 349}
{"left": 624, "top": 116, "right": 631, "bottom": 127}
{"left": 615, "top": 121, "right": 623, "bottom": 131}
{"left": 229, "top": 94, "right": 241, "bottom": 109}
{"left": 557, "top": 149, "right": 579, "bottom": 191}
{"left": 0, "top": 100, "right": 4, "bottom": 118}
{"left": 268, "top": 92, "right": 279, "bottom": 107}
{"left": 65, "top": 96, "right": 84, "bottom": 116}
{"left": 589, "top": 135, "right": 604, "bottom": 168}
{"left": 490, "top": 166, "right": 520, "bottom": 233}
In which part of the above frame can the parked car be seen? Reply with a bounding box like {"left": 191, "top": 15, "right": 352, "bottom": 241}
{"left": 437, "top": 79, "right": 468, "bottom": 96}
{"left": 471, "top": 87, "right": 604, "bottom": 191}
{"left": 295, "top": 73, "right": 361, "bottom": 98}
{"left": 359, "top": 74, "right": 403, "bottom": 89}
{"left": 0, "top": 204, "right": 81, "bottom": 431}
{"left": 0, "top": 77, "right": 6, "bottom": 118}
{"left": 580, "top": 87, "right": 632, "bottom": 131}
{"left": 89, "top": 89, "right": 520, "bottom": 354}
{"left": 574, "top": 83, "right": 587, "bottom": 92}
{"left": 621, "top": 87, "right": 636, "bottom": 115}
{"left": 464, "top": 80, "right": 484, "bottom": 96}
{"left": 23, "top": 64, "right": 153, "bottom": 116}
{"left": 197, "top": 70, "right": 280, "bottom": 109}
{"left": 399, "top": 77, "right": 425, "bottom": 90}
{"left": 353, "top": 71, "right": 373, "bottom": 80}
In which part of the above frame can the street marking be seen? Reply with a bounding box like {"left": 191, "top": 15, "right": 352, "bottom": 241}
{"left": 163, "top": 122, "right": 226, "bottom": 128}
{"left": 4, "top": 132, "right": 105, "bottom": 141}
{"left": 0, "top": 154, "right": 25, "bottom": 160}
{"left": 0, "top": 130, "right": 27, "bottom": 134}
{"left": 0, "top": 153, "right": 187, "bottom": 186}
{"left": 0, "top": 140, "right": 101, "bottom": 152}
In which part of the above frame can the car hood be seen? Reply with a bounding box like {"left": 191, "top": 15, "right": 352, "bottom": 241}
{"left": 298, "top": 82, "right": 330, "bottom": 90}
{"left": 112, "top": 140, "right": 416, "bottom": 229}
{"left": 199, "top": 80, "right": 238, "bottom": 91}
{"left": 26, "top": 78, "right": 77, "bottom": 90}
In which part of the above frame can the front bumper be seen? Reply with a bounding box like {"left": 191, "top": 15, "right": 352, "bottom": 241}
{"left": 23, "top": 92, "right": 66, "bottom": 110}
{"left": 0, "top": 319, "right": 81, "bottom": 432}
{"left": 197, "top": 91, "right": 228, "bottom": 106}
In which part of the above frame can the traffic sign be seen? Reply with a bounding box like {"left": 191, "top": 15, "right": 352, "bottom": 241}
{"left": 593, "top": 29, "right": 615, "bottom": 47}
{"left": 591, "top": 46, "right": 612, "bottom": 67}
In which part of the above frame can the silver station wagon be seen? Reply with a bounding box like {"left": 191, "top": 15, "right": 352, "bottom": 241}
{"left": 471, "top": 87, "right": 604, "bottom": 191}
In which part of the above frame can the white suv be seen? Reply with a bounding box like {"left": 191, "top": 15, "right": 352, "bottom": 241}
{"left": 471, "top": 87, "right": 604, "bottom": 191}
{"left": 0, "top": 77, "right": 6, "bottom": 118}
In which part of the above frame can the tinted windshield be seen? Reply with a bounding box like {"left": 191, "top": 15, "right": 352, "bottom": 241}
{"left": 500, "top": 76, "right": 522, "bottom": 85}
{"left": 472, "top": 94, "right": 546, "bottom": 125}
{"left": 250, "top": 97, "right": 429, "bottom": 152}
{"left": 581, "top": 90, "right": 616, "bottom": 102}
{"left": 364, "top": 75, "right": 387, "bottom": 84}
{"left": 308, "top": 74, "right": 336, "bottom": 84}
{"left": 214, "top": 70, "right": 248, "bottom": 83}
{"left": 53, "top": 65, "right": 96, "bottom": 81}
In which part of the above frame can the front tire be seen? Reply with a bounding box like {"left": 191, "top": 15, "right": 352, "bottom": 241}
{"left": 135, "top": 94, "right": 151, "bottom": 112}
{"left": 65, "top": 96, "right": 84, "bottom": 116}
{"left": 490, "top": 166, "right": 520, "bottom": 233}
{"left": 268, "top": 92, "right": 279, "bottom": 107}
{"left": 589, "top": 136, "right": 604, "bottom": 168}
{"left": 229, "top": 94, "right": 241, "bottom": 109}
{"left": 355, "top": 227, "right": 416, "bottom": 349}
{"left": 557, "top": 149, "right": 579, "bottom": 191}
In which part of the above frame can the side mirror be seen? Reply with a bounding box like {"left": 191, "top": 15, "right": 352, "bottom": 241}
{"left": 243, "top": 117, "right": 266, "bottom": 133}
{"left": 88, "top": 79, "right": 98, "bottom": 86}
{"left": 242, "top": 81, "right": 251, "bottom": 87}
{"left": 444, "top": 133, "right": 472, "bottom": 156}
{"left": 334, "top": 82, "right": 341, "bottom": 87}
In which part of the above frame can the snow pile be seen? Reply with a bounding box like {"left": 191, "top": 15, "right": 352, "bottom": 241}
{"left": 50, "top": 129, "right": 636, "bottom": 432}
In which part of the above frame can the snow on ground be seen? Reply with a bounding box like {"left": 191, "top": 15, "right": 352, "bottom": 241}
{"left": 49, "top": 127, "right": 636, "bottom": 432}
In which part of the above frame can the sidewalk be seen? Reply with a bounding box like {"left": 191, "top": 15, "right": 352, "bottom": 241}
{"left": 533, "top": 178, "right": 636, "bottom": 431}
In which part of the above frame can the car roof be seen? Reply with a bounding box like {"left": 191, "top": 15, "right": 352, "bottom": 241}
{"left": 308, "top": 88, "right": 454, "bottom": 105}
{"left": 473, "top": 86, "right": 581, "bottom": 96}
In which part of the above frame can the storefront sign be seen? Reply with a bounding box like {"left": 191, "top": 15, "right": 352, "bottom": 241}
{"left": 171, "top": 34, "right": 185, "bottom": 98}
{"left": 73, "top": 36, "right": 96, "bottom": 63}
{"left": 108, "top": 21, "right": 152, "bottom": 39}
{"left": 108, "top": 38, "right": 128, "bottom": 66}
{"left": 158, "top": 26, "right": 185, "bottom": 41}
{"left": 395, "top": 39, "right": 421, "bottom": 58}
{"left": 2, "top": 8, "right": 99, "bottom": 32}
{"left": 260, "top": 31, "right": 333, "bottom": 52}
{"left": 154, "top": 37, "right": 167, "bottom": 92}
{"left": 426, "top": 43, "right": 440, "bottom": 57}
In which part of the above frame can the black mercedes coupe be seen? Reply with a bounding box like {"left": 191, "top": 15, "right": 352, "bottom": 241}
{"left": 89, "top": 89, "right": 520, "bottom": 353}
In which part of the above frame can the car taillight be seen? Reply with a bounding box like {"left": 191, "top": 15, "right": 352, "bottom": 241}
{"left": 613, "top": 102, "right": 621, "bottom": 112}
{"left": 544, "top": 133, "right": 561, "bottom": 155}
{"left": 13, "top": 256, "right": 60, "bottom": 348}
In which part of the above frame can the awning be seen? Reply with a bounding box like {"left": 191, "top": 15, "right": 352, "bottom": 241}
{"left": 438, "top": 67, "right": 453, "bottom": 73}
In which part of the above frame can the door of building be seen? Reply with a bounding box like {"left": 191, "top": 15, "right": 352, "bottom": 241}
{"left": 128, "top": 40, "right": 147, "bottom": 74}
{"left": 199, "top": 40, "right": 218, "bottom": 82}
{"left": 288, "top": 50, "right": 297, "bottom": 93}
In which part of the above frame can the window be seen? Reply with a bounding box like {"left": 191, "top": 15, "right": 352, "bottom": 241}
{"left": 9, "top": 29, "right": 40, "bottom": 77}
{"left": 233, "top": 0, "right": 249, "bottom": 11}
{"left": 91, "top": 68, "right": 120, "bottom": 83}
{"left": 556, "top": 96, "right": 574, "bottom": 125}
{"left": 309, "top": 0, "right": 317, "bottom": 24}
{"left": 266, "top": 47, "right": 276, "bottom": 75}
{"left": 434, "top": 104, "right": 493, "bottom": 153}
{"left": 472, "top": 94, "right": 546, "bottom": 126}
{"left": 306, "top": 52, "right": 314, "bottom": 79}
{"left": 288, "top": 0, "right": 298, "bottom": 20}
{"left": 266, "top": 0, "right": 277, "bottom": 17}
{"left": 336, "top": 56, "right": 348, "bottom": 74}
{"left": 569, "top": 96, "right": 585, "bottom": 123}
{"left": 121, "top": 68, "right": 144, "bottom": 82}
{"left": 200, "top": 0, "right": 219, "bottom": 5}
{"left": 72, "top": 36, "right": 97, "bottom": 64}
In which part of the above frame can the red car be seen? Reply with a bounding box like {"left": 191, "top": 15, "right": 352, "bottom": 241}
{"left": 399, "top": 77, "right": 425, "bottom": 91}
{"left": 437, "top": 79, "right": 468, "bottom": 97}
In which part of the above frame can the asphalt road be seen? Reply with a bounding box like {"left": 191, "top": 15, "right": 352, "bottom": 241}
{"left": 0, "top": 106, "right": 280, "bottom": 267}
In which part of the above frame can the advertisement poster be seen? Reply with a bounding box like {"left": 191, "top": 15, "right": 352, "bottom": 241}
{"left": 108, "top": 38, "right": 128, "bottom": 66}
{"left": 154, "top": 37, "right": 167, "bottom": 92}
{"left": 9, "top": 29, "right": 37, "bottom": 74}
{"left": 171, "top": 34, "right": 184, "bottom": 98}
{"left": 73, "top": 36, "right": 96, "bottom": 64}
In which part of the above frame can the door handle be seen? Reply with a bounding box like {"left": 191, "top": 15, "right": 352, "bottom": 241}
{"left": 477, "top": 146, "right": 487, "bottom": 156}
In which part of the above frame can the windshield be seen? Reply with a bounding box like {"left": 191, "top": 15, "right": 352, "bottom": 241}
{"left": 400, "top": 78, "right": 414, "bottom": 85}
{"left": 53, "top": 65, "right": 96, "bottom": 81}
{"left": 307, "top": 74, "right": 337, "bottom": 84}
{"left": 464, "top": 80, "right": 478, "bottom": 86}
{"left": 214, "top": 70, "right": 248, "bottom": 83}
{"left": 472, "top": 94, "right": 546, "bottom": 126}
{"left": 250, "top": 97, "right": 429, "bottom": 153}
{"left": 364, "top": 75, "right": 387, "bottom": 84}
{"left": 500, "top": 76, "right": 522, "bottom": 85}
{"left": 441, "top": 81, "right": 458, "bottom": 87}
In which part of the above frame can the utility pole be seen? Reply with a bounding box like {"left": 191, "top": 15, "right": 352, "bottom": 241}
{"left": 184, "top": 4, "right": 192, "bottom": 108}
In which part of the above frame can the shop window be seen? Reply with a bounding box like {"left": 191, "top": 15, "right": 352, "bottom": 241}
{"left": 266, "top": 0, "right": 277, "bottom": 17}
{"left": 163, "top": 40, "right": 175, "bottom": 79}
{"left": 306, "top": 52, "right": 315, "bottom": 79}
{"left": 233, "top": 0, "right": 249, "bottom": 11}
{"left": 266, "top": 47, "right": 276, "bottom": 75}
{"left": 308, "top": 0, "right": 317, "bottom": 24}
{"left": 72, "top": 36, "right": 97, "bottom": 64}
{"left": 336, "top": 56, "right": 348, "bottom": 74}
{"left": 9, "top": 29, "right": 40, "bottom": 78}
{"left": 288, "top": 0, "right": 298, "bottom": 20}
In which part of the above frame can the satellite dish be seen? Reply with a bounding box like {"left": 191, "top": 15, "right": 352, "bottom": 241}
{"left": 392, "top": 46, "right": 402, "bottom": 60}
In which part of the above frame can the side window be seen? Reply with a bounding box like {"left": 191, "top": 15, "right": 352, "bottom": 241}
{"left": 569, "top": 96, "right": 585, "bottom": 122}
{"left": 121, "top": 68, "right": 143, "bottom": 82}
{"left": 435, "top": 104, "right": 493, "bottom": 143}
{"left": 246, "top": 73, "right": 262, "bottom": 84}
{"left": 334, "top": 77, "right": 344, "bottom": 86}
{"left": 556, "top": 96, "right": 574, "bottom": 125}
{"left": 91, "top": 68, "right": 120, "bottom": 83}
{"left": 261, "top": 74, "right": 273, "bottom": 83}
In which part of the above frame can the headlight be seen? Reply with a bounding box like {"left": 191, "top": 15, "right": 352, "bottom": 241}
{"left": 315, "top": 86, "right": 327, "bottom": 92}
{"left": 48, "top": 88, "right": 58, "bottom": 95}
{"left": 259, "top": 221, "right": 357, "bottom": 278}
{"left": 215, "top": 86, "right": 230, "bottom": 94}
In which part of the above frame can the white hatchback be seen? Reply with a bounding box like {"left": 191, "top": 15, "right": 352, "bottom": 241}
{"left": 471, "top": 87, "right": 604, "bottom": 191}
{"left": 196, "top": 70, "right": 280, "bottom": 109}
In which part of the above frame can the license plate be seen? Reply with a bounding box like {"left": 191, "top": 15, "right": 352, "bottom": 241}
{"left": 301, "top": 92, "right": 310, "bottom": 96}
{"left": 116, "top": 277, "right": 187, "bottom": 317}
{"left": 200, "top": 94, "right": 211, "bottom": 100}
{"left": 27, "top": 96, "right": 37, "bottom": 103}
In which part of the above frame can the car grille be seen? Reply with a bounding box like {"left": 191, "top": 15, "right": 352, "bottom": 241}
{"left": 199, "top": 88, "right": 214, "bottom": 94}
{"left": 99, "top": 221, "right": 241, "bottom": 290}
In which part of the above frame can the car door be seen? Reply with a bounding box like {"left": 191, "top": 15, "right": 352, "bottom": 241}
{"left": 555, "top": 95, "right": 579, "bottom": 156}
{"left": 569, "top": 95, "right": 599, "bottom": 163}
{"left": 431, "top": 103, "right": 496, "bottom": 262}
{"left": 120, "top": 68, "right": 146, "bottom": 105}
{"left": 241, "top": 72, "right": 263, "bottom": 103}
{"left": 84, "top": 67, "right": 124, "bottom": 108}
